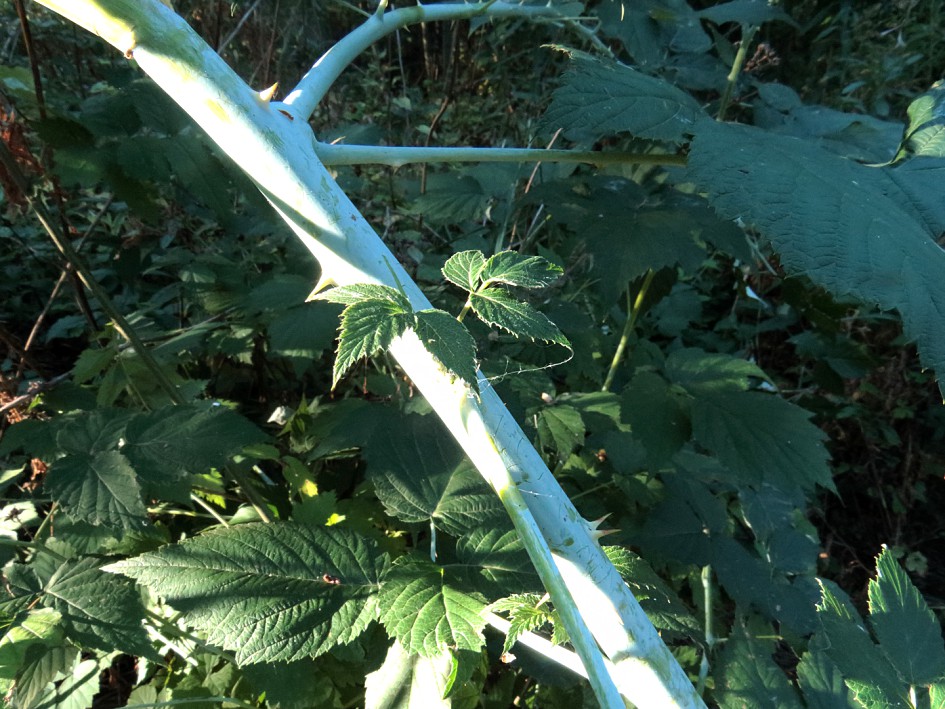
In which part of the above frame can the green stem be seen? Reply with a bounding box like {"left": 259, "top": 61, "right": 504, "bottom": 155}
{"left": 697, "top": 565, "right": 714, "bottom": 696}
{"left": 457, "top": 299, "right": 473, "bottom": 323}
{"left": 0, "top": 537, "right": 69, "bottom": 563}
{"left": 602, "top": 270, "right": 655, "bottom": 392}
{"left": 717, "top": 24, "right": 758, "bottom": 121}
{"left": 316, "top": 142, "right": 687, "bottom": 168}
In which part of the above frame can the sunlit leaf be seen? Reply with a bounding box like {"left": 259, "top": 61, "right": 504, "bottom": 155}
{"left": 443, "top": 250, "right": 486, "bottom": 293}
{"left": 469, "top": 289, "right": 569, "bottom": 346}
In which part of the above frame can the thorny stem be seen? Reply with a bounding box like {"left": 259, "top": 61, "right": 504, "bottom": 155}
{"left": 602, "top": 269, "right": 656, "bottom": 392}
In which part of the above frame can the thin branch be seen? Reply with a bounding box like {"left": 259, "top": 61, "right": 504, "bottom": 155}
{"left": 285, "top": 1, "right": 599, "bottom": 119}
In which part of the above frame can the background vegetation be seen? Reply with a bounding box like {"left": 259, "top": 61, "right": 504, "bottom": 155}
{"left": 0, "top": 0, "right": 943, "bottom": 706}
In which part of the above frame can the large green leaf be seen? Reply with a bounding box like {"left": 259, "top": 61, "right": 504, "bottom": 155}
{"left": 687, "top": 119, "right": 945, "bottom": 394}
{"left": 378, "top": 557, "right": 488, "bottom": 658}
{"left": 364, "top": 414, "right": 506, "bottom": 536}
{"left": 621, "top": 370, "right": 690, "bottom": 468}
{"left": 42, "top": 557, "right": 152, "bottom": 656}
{"left": 797, "top": 650, "right": 857, "bottom": 709}
{"left": 454, "top": 528, "right": 538, "bottom": 597}
{"left": 535, "top": 404, "right": 585, "bottom": 458}
{"left": 901, "top": 83, "right": 945, "bottom": 159}
{"left": 868, "top": 548, "right": 945, "bottom": 685}
{"left": 333, "top": 299, "right": 413, "bottom": 387}
{"left": 696, "top": 0, "right": 796, "bottom": 27}
{"left": 44, "top": 451, "right": 149, "bottom": 533}
{"left": 543, "top": 52, "right": 704, "bottom": 143}
{"left": 106, "top": 523, "right": 388, "bottom": 663}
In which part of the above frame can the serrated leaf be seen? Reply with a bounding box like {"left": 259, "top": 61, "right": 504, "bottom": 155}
{"left": 32, "top": 655, "right": 100, "bottom": 709}
{"left": 55, "top": 408, "right": 130, "bottom": 455}
{"left": 14, "top": 644, "right": 80, "bottom": 709}
{"left": 543, "top": 52, "right": 704, "bottom": 143}
{"left": 42, "top": 557, "right": 152, "bottom": 656}
{"left": 315, "top": 283, "right": 411, "bottom": 308}
{"left": 868, "top": 547, "right": 945, "bottom": 685}
{"left": 379, "top": 557, "right": 488, "bottom": 657}
{"left": 364, "top": 415, "right": 506, "bottom": 536}
{"left": 469, "top": 288, "right": 569, "bottom": 346}
{"left": 687, "top": 119, "right": 945, "bottom": 395}
{"left": 689, "top": 390, "right": 833, "bottom": 492}
{"left": 816, "top": 580, "right": 910, "bottom": 707}
{"left": 797, "top": 650, "right": 857, "bottom": 709}
{"left": 0, "top": 608, "right": 63, "bottom": 681}
{"left": 334, "top": 298, "right": 414, "bottom": 387}
{"left": 443, "top": 250, "right": 486, "bottom": 293}
{"left": 106, "top": 523, "right": 387, "bottom": 663}
{"left": 45, "top": 451, "right": 150, "bottom": 532}
{"left": 364, "top": 641, "right": 452, "bottom": 709}
{"left": 536, "top": 405, "right": 585, "bottom": 457}
{"left": 714, "top": 617, "right": 804, "bottom": 709}
{"left": 479, "top": 251, "right": 562, "bottom": 289}
{"left": 415, "top": 309, "right": 478, "bottom": 391}
{"left": 411, "top": 175, "right": 489, "bottom": 224}
{"left": 123, "top": 402, "right": 266, "bottom": 500}
{"left": 489, "top": 593, "right": 550, "bottom": 655}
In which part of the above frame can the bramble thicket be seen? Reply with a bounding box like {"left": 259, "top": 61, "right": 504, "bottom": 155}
{"left": 0, "top": 1, "right": 944, "bottom": 707}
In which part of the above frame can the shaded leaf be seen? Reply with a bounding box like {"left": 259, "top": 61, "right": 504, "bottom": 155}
{"left": 697, "top": 0, "right": 797, "bottom": 27}
{"left": 544, "top": 51, "right": 704, "bottom": 143}
{"left": 797, "top": 650, "right": 857, "bottom": 709}
{"left": 45, "top": 451, "right": 150, "bottom": 532}
{"left": 687, "top": 119, "right": 945, "bottom": 394}
{"left": 901, "top": 83, "right": 945, "bottom": 159}
{"left": 536, "top": 405, "right": 585, "bottom": 457}
{"left": 106, "top": 523, "right": 388, "bottom": 663}
{"left": 43, "top": 557, "right": 152, "bottom": 656}
{"left": 621, "top": 371, "right": 690, "bottom": 468}
{"left": 714, "top": 617, "right": 803, "bottom": 709}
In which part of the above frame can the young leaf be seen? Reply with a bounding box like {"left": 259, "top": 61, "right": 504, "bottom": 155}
{"left": 443, "top": 250, "right": 487, "bottom": 293}
{"left": 106, "top": 523, "right": 388, "bottom": 663}
{"left": 469, "top": 289, "right": 569, "bottom": 347}
{"left": 415, "top": 309, "right": 478, "bottom": 391}
{"left": 379, "top": 557, "right": 488, "bottom": 658}
{"left": 479, "top": 251, "right": 562, "bottom": 289}
{"left": 333, "top": 298, "right": 414, "bottom": 387}
{"left": 488, "top": 593, "right": 556, "bottom": 655}
{"left": 868, "top": 547, "right": 945, "bottom": 685}
{"left": 44, "top": 451, "right": 150, "bottom": 533}
{"left": 543, "top": 51, "right": 704, "bottom": 143}
{"left": 314, "top": 283, "right": 411, "bottom": 308}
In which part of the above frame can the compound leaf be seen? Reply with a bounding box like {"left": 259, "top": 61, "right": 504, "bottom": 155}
{"left": 415, "top": 309, "right": 478, "bottom": 391}
{"left": 443, "top": 250, "right": 486, "bottom": 293}
{"left": 106, "top": 523, "right": 388, "bottom": 664}
{"left": 469, "top": 288, "right": 569, "bottom": 346}
{"left": 868, "top": 547, "right": 945, "bottom": 685}
{"left": 378, "top": 557, "right": 488, "bottom": 658}
{"left": 479, "top": 251, "right": 562, "bottom": 289}
{"left": 544, "top": 51, "right": 704, "bottom": 143}
{"left": 44, "top": 451, "right": 149, "bottom": 533}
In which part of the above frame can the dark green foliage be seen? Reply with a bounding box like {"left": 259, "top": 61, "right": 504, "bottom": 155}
{"left": 2, "top": 0, "right": 945, "bottom": 707}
